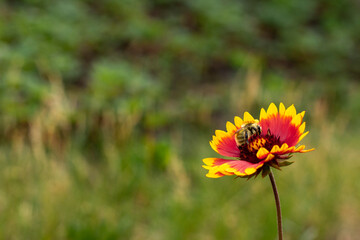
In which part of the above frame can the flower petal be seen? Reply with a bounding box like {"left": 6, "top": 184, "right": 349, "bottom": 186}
{"left": 234, "top": 116, "right": 243, "bottom": 128}
{"left": 294, "top": 145, "right": 305, "bottom": 152}
{"left": 299, "top": 122, "right": 306, "bottom": 134}
{"left": 279, "top": 102, "right": 286, "bottom": 115}
{"left": 291, "top": 113, "right": 302, "bottom": 127}
{"left": 203, "top": 157, "right": 219, "bottom": 166}
{"left": 298, "top": 131, "right": 309, "bottom": 142}
{"left": 299, "top": 111, "right": 305, "bottom": 119}
{"left": 270, "top": 143, "right": 295, "bottom": 155}
{"left": 285, "top": 104, "right": 297, "bottom": 118}
{"left": 243, "top": 112, "right": 255, "bottom": 122}
{"left": 267, "top": 103, "right": 278, "bottom": 116}
{"left": 205, "top": 169, "right": 226, "bottom": 178}
{"left": 210, "top": 130, "right": 240, "bottom": 157}
{"left": 270, "top": 143, "right": 314, "bottom": 158}
{"left": 294, "top": 145, "right": 315, "bottom": 153}
{"left": 264, "top": 153, "right": 275, "bottom": 162}
{"left": 260, "top": 103, "right": 307, "bottom": 147}
{"left": 260, "top": 108, "right": 267, "bottom": 120}
{"left": 300, "top": 148, "right": 315, "bottom": 153}
{"left": 202, "top": 158, "right": 264, "bottom": 178}
{"left": 256, "top": 147, "right": 269, "bottom": 159}
{"left": 226, "top": 121, "right": 237, "bottom": 135}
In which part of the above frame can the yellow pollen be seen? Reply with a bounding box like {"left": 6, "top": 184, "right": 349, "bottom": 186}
{"left": 247, "top": 138, "right": 266, "bottom": 152}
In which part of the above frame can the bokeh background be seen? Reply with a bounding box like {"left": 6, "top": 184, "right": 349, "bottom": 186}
{"left": 0, "top": 0, "right": 360, "bottom": 239}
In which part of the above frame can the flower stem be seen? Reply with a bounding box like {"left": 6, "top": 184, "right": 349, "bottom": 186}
{"left": 269, "top": 170, "right": 283, "bottom": 240}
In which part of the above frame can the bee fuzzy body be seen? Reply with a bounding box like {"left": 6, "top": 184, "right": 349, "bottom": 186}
{"left": 234, "top": 122, "right": 262, "bottom": 147}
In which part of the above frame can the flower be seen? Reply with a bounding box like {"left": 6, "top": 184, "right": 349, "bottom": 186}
{"left": 202, "top": 103, "right": 314, "bottom": 178}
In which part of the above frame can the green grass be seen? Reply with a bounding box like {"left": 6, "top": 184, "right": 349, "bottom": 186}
{"left": 0, "top": 73, "right": 359, "bottom": 239}
{"left": 1, "top": 103, "right": 360, "bottom": 239}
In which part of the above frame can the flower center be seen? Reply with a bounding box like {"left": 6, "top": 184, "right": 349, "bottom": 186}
{"left": 247, "top": 137, "right": 267, "bottom": 152}
{"left": 238, "top": 133, "right": 280, "bottom": 163}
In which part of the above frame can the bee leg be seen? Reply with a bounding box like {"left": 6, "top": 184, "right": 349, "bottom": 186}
{"left": 267, "top": 129, "right": 271, "bottom": 135}
{"left": 245, "top": 131, "right": 249, "bottom": 144}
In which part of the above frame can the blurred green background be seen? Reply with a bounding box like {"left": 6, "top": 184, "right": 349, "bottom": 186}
{"left": 0, "top": 0, "right": 360, "bottom": 239}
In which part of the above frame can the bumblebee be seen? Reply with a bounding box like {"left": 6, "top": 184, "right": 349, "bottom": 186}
{"left": 234, "top": 122, "right": 262, "bottom": 147}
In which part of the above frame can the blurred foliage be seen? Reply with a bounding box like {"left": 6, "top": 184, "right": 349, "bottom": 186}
{"left": 1, "top": 0, "right": 360, "bottom": 126}
{"left": 0, "top": 0, "right": 360, "bottom": 239}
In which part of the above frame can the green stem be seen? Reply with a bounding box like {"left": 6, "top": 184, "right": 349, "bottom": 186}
{"left": 269, "top": 170, "right": 283, "bottom": 240}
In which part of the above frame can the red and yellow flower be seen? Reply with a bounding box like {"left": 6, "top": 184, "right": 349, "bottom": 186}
{"left": 202, "top": 103, "right": 314, "bottom": 178}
